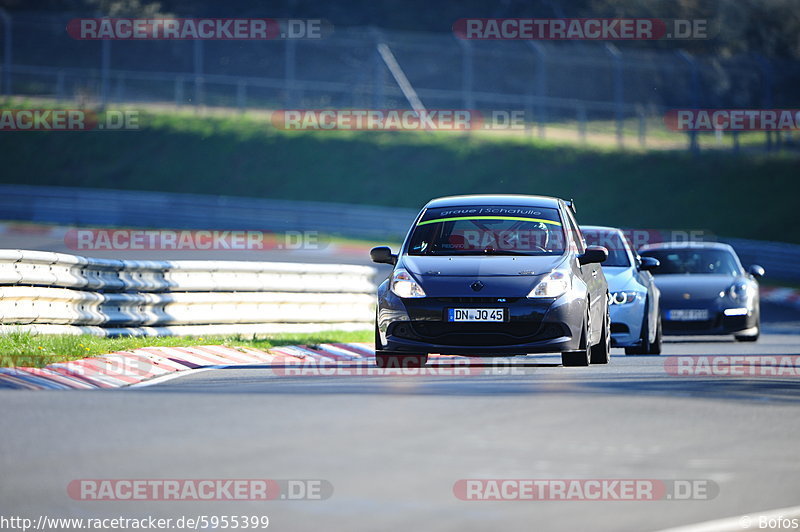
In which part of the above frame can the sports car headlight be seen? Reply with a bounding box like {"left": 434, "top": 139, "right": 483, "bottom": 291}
{"left": 390, "top": 269, "right": 426, "bottom": 298}
{"left": 609, "top": 291, "right": 640, "bottom": 305}
{"left": 527, "top": 271, "right": 571, "bottom": 298}
{"left": 728, "top": 282, "right": 750, "bottom": 300}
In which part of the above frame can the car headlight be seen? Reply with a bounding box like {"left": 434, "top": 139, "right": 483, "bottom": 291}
{"left": 527, "top": 270, "right": 571, "bottom": 298}
{"left": 728, "top": 282, "right": 750, "bottom": 300}
{"left": 609, "top": 291, "right": 640, "bottom": 305}
{"left": 390, "top": 268, "right": 426, "bottom": 298}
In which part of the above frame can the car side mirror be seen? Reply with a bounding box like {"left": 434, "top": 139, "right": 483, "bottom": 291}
{"left": 747, "top": 264, "right": 765, "bottom": 278}
{"left": 578, "top": 246, "right": 608, "bottom": 265}
{"left": 370, "top": 246, "right": 397, "bottom": 265}
{"left": 639, "top": 256, "right": 660, "bottom": 272}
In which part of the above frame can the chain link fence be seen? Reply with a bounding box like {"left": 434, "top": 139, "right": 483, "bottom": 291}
{"left": 2, "top": 11, "right": 800, "bottom": 150}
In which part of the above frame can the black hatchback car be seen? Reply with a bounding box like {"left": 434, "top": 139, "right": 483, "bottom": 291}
{"left": 370, "top": 195, "right": 610, "bottom": 367}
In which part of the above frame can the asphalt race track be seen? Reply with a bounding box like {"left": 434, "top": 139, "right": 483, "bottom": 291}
{"left": 1, "top": 303, "right": 799, "bottom": 532}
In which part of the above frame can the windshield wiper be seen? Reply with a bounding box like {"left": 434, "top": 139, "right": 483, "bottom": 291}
{"left": 419, "top": 250, "right": 542, "bottom": 256}
{"left": 480, "top": 249, "right": 532, "bottom": 256}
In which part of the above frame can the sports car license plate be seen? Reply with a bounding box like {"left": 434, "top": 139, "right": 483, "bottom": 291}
{"left": 447, "top": 308, "right": 505, "bottom": 322}
{"left": 668, "top": 309, "right": 709, "bottom": 321}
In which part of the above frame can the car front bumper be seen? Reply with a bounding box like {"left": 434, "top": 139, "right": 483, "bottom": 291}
{"left": 660, "top": 304, "right": 758, "bottom": 335}
{"left": 609, "top": 298, "right": 646, "bottom": 348}
{"left": 377, "top": 289, "right": 586, "bottom": 356}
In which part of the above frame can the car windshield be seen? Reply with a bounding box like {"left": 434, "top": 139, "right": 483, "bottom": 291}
{"left": 407, "top": 205, "right": 566, "bottom": 256}
{"left": 581, "top": 229, "right": 631, "bottom": 267}
{"left": 641, "top": 248, "right": 742, "bottom": 275}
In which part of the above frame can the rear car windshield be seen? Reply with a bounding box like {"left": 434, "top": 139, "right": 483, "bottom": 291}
{"left": 581, "top": 230, "right": 631, "bottom": 267}
{"left": 641, "top": 248, "right": 742, "bottom": 275}
{"left": 407, "top": 206, "right": 565, "bottom": 256}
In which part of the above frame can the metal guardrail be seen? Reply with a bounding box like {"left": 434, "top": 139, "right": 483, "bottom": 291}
{"left": 0, "top": 322, "right": 370, "bottom": 337}
{"left": 719, "top": 238, "right": 800, "bottom": 283}
{"left": 0, "top": 249, "right": 377, "bottom": 335}
{"left": 1, "top": 185, "right": 798, "bottom": 283}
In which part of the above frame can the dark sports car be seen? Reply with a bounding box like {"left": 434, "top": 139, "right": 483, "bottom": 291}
{"left": 370, "top": 194, "right": 610, "bottom": 368}
{"left": 639, "top": 242, "right": 764, "bottom": 341}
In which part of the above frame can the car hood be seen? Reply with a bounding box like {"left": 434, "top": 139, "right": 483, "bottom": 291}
{"left": 654, "top": 274, "right": 737, "bottom": 301}
{"left": 602, "top": 266, "right": 637, "bottom": 292}
{"left": 400, "top": 254, "right": 568, "bottom": 298}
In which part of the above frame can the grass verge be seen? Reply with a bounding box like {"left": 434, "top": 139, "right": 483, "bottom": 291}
{"left": 0, "top": 330, "right": 372, "bottom": 369}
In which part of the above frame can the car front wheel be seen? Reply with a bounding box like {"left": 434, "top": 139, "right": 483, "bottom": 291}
{"left": 734, "top": 311, "right": 760, "bottom": 342}
{"left": 649, "top": 316, "right": 663, "bottom": 354}
{"left": 562, "top": 311, "right": 591, "bottom": 367}
{"left": 590, "top": 308, "right": 611, "bottom": 364}
{"left": 734, "top": 328, "right": 760, "bottom": 342}
{"left": 626, "top": 298, "right": 662, "bottom": 355}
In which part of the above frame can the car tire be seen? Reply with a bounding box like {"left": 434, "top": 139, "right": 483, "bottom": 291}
{"left": 734, "top": 311, "right": 760, "bottom": 342}
{"left": 626, "top": 298, "right": 661, "bottom": 356}
{"left": 734, "top": 328, "right": 760, "bottom": 342}
{"left": 375, "top": 352, "right": 429, "bottom": 368}
{"left": 590, "top": 307, "right": 611, "bottom": 364}
{"left": 374, "top": 315, "right": 382, "bottom": 351}
{"left": 648, "top": 316, "right": 663, "bottom": 354}
{"left": 562, "top": 311, "right": 590, "bottom": 367}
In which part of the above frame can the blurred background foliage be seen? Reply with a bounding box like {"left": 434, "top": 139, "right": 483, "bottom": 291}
{"left": 5, "top": 0, "right": 799, "bottom": 60}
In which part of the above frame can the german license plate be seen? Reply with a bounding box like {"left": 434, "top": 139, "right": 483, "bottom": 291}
{"left": 668, "top": 309, "right": 709, "bottom": 321}
{"left": 447, "top": 308, "right": 505, "bottom": 322}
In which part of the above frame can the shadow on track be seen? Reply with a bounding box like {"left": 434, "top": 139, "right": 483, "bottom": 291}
{"left": 130, "top": 359, "right": 800, "bottom": 404}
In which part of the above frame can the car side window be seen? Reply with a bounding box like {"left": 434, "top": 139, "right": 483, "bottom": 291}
{"left": 563, "top": 207, "right": 586, "bottom": 254}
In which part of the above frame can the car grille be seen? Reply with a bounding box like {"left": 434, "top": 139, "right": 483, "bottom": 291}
{"left": 435, "top": 297, "right": 521, "bottom": 304}
{"left": 391, "top": 321, "right": 565, "bottom": 347}
{"left": 663, "top": 318, "right": 719, "bottom": 331}
{"left": 611, "top": 323, "right": 629, "bottom": 334}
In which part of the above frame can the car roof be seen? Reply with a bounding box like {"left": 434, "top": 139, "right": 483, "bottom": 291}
{"left": 424, "top": 194, "right": 563, "bottom": 209}
{"left": 639, "top": 241, "right": 735, "bottom": 252}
